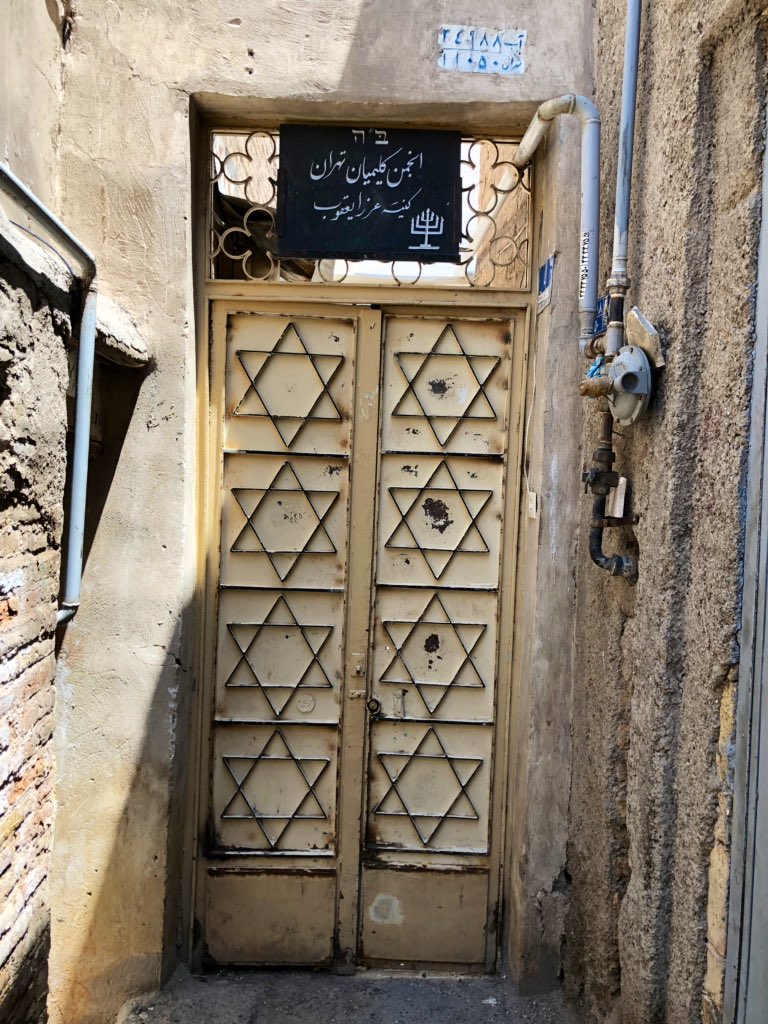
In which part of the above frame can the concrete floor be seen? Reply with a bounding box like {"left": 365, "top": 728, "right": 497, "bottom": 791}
{"left": 119, "top": 968, "right": 575, "bottom": 1024}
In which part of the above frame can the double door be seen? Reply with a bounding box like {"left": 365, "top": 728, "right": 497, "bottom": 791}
{"left": 196, "top": 299, "right": 523, "bottom": 971}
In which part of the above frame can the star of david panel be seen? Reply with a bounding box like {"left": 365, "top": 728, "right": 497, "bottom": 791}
{"left": 385, "top": 459, "right": 492, "bottom": 580}
{"left": 380, "top": 593, "right": 486, "bottom": 715}
{"left": 392, "top": 324, "right": 500, "bottom": 447}
{"left": 224, "top": 595, "right": 334, "bottom": 718}
{"left": 234, "top": 322, "right": 343, "bottom": 447}
{"left": 382, "top": 316, "right": 512, "bottom": 456}
{"left": 232, "top": 461, "right": 337, "bottom": 579}
{"left": 368, "top": 724, "right": 492, "bottom": 852}
{"left": 222, "top": 729, "right": 330, "bottom": 849}
{"left": 213, "top": 724, "right": 337, "bottom": 852}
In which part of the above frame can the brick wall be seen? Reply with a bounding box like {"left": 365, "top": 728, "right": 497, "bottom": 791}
{"left": 0, "top": 254, "right": 70, "bottom": 1023}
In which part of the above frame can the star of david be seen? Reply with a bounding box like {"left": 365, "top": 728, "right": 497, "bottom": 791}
{"left": 225, "top": 595, "right": 334, "bottom": 717}
{"left": 381, "top": 594, "right": 486, "bottom": 714}
{"left": 221, "top": 728, "right": 330, "bottom": 850}
{"left": 385, "top": 460, "right": 492, "bottom": 579}
{"left": 373, "top": 727, "right": 483, "bottom": 846}
{"left": 392, "top": 324, "right": 500, "bottom": 446}
{"left": 231, "top": 461, "right": 338, "bottom": 581}
{"left": 234, "top": 322, "right": 344, "bottom": 447}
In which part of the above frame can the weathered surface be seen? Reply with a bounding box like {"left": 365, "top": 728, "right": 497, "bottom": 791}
{"left": 566, "top": 1, "right": 766, "bottom": 1021}
{"left": 0, "top": 0, "right": 65, "bottom": 207}
{"left": 21, "top": 3, "right": 590, "bottom": 1022}
{"left": 120, "top": 968, "right": 574, "bottom": 1024}
{"left": 0, "top": 257, "right": 70, "bottom": 1024}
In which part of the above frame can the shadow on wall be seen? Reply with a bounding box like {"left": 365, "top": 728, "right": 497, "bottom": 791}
{"left": 1, "top": 924, "right": 50, "bottom": 1024}
{"left": 56, "top": 355, "right": 148, "bottom": 661}
{"left": 49, "top": 641, "right": 192, "bottom": 1024}
{"left": 48, "top": 356, "right": 190, "bottom": 1024}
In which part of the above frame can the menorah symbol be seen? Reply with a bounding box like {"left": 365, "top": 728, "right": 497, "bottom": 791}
{"left": 409, "top": 208, "right": 445, "bottom": 251}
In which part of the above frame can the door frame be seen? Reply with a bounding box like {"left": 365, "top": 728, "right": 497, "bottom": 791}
{"left": 187, "top": 281, "right": 534, "bottom": 970}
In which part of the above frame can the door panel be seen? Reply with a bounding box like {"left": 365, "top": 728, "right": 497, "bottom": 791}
{"left": 199, "top": 302, "right": 520, "bottom": 971}
{"left": 360, "top": 868, "right": 489, "bottom": 964}
{"left": 360, "top": 314, "right": 513, "bottom": 968}
{"left": 201, "top": 306, "right": 364, "bottom": 966}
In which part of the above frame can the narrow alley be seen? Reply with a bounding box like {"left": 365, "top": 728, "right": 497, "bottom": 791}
{"left": 121, "top": 970, "right": 572, "bottom": 1024}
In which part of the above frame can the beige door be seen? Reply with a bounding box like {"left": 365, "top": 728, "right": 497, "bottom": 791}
{"left": 196, "top": 299, "right": 522, "bottom": 972}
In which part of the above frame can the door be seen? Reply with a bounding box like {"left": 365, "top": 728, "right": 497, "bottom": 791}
{"left": 196, "top": 299, "right": 523, "bottom": 971}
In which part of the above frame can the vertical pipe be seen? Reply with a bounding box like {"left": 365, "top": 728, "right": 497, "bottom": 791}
{"left": 611, "top": 0, "right": 643, "bottom": 281}
{"left": 57, "top": 283, "right": 97, "bottom": 623}
{"left": 579, "top": 108, "right": 602, "bottom": 351}
{"left": 605, "top": 0, "right": 643, "bottom": 358}
{"left": 510, "top": 94, "right": 601, "bottom": 351}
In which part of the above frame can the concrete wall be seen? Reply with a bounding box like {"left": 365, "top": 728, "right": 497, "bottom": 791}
{"left": 0, "top": 0, "right": 66, "bottom": 207}
{"left": 565, "top": 1, "right": 765, "bottom": 1022}
{"left": 3, "top": 3, "right": 589, "bottom": 1023}
{"left": 505, "top": 117, "right": 584, "bottom": 987}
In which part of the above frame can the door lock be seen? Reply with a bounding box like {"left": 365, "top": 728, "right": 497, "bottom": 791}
{"left": 366, "top": 697, "right": 382, "bottom": 718}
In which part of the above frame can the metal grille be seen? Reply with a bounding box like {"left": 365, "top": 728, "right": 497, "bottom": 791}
{"left": 209, "top": 131, "right": 531, "bottom": 289}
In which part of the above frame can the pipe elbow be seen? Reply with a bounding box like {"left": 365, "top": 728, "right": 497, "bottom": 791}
{"left": 538, "top": 94, "right": 600, "bottom": 125}
{"left": 571, "top": 95, "right": 601, "bottom": 124}
{"left": 588, "top": 526, "right": 638, "bottom": 582}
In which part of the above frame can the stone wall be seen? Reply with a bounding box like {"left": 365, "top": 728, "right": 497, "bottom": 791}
{"left": 566, "top": 1, "right": 766, "bottom": 1021}
{"left": 0, "top": 253, "right": 70, "bottom": 1024}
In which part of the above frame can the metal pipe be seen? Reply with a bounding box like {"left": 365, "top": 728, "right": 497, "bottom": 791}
{"left": 0, "top": 163, "right": 95, "bottom": 278}
{"left": 57, "top": 284, "right": 97, "bottom": 623}
{"left": 605, "top": 0, "right": 642, "bottom": 358}
{"left": 580, "top": 0, "right": 644, "bottom": 583}
{"left": 585, "top": 412, "right": 638, "bottom": 581}
{"left": 512, "top": 94, "right": 601, "bottom": 353}
{"left": 0, "top": 162, "right": 97, "bottom": 623}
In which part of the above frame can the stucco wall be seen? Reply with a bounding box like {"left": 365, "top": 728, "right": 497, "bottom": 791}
{"left": 0, "top": 0, "right": 66, "bottom": 207}
{"left": 22, "top": 3, "right": 591, "bottom": 1023}
{"left": 565, "top": 1, "right": 765, "bottom": 1022}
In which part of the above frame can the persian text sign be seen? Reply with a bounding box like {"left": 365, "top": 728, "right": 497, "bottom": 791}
{"left": 277, "top": 125, "right": 461, "bottom": 263}
{"left": 438, "top": 25, "right": 527, "bottom": 75}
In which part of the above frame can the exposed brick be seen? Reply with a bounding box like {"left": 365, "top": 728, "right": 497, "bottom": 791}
{"left": 0, "top": 258, "right": 69, "bottom": 1024}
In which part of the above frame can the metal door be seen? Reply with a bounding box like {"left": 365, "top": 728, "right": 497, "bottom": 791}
{"left": 197, "top": 301, "right": 520, "bottom": 971}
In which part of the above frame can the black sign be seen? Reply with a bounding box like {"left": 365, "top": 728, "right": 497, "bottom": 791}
{"left": 277, "top": 125, "right": 461, "bottom": 263}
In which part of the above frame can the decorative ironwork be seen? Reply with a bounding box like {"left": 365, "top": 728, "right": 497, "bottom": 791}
{"left": 234, "top": 321, "right": 344, "bottom": 447}
{"left": 392, "top": 324, "right": 500, "bottom": 445}
{"left": 231, "top": 461, "right": 339, "bottom": 581}
{"left": 373, "top": 726, "right": 482, "bottom": 845}
{"left": 225, "top": 595, "right": 334, "bottom": 717}
{"left": 222, "top": 728, "right": 330, "bottom": 849}
{"left": 209, "top": 131, "right": 531, "bottom": 288}
{"left": 385, "top": 459, "right": 492, "bottom": 579}
{"left": 381, "top": 594, "right": 485, "bottom": 714}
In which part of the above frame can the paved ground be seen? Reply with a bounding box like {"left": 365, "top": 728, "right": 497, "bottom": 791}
{"left": 120, "top": 967, "right": 575, "bottom": 1024}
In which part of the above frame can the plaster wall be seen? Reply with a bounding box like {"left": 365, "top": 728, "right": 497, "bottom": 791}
{"left": 565, "top": 1, "right": 766, "bottom": 1022}
{"left": 14, "top": 3, "right": 591, "bottom": 1023}
{"left": 0, "top": 0, "right": 66, "bottom": 206}
{"left": 506, "top": 118, "right": 583, "bottom": 988}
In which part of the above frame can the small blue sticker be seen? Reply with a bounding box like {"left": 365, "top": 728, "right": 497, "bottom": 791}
{"left": 593, "top": 294, "right": 609, "bottom": 336}
{"left": 537, "top": 254, "right": 555, "bottom": 313}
